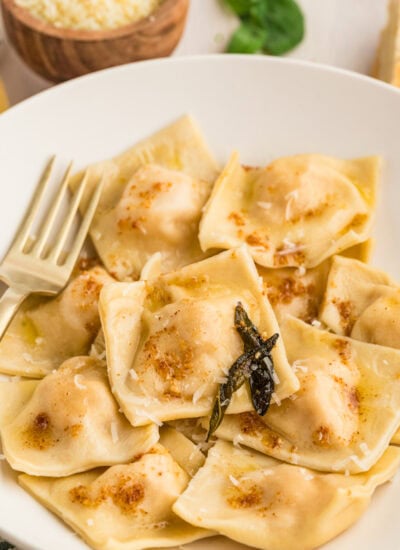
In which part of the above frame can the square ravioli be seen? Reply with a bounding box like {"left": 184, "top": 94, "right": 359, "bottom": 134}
{"left": 211, "top": 316, "right": 400, "bottom": 473}
{"left": 71, "top": 116, "right": 219, "bottom": 280}
{"left": 173, "top": 440, "right": 400, "bottom": 550}
{"left": 199, "top": 152, "right": 380, "bottom": 268}
{"left": 158, "top": 425, "right": 205, "bottom": 478}
{"left": 99, "top": 247, "right": 299, "bottom": 426}
{"left": 0, "top": 357, "right": 158, "bottom": 476}
{"left": 19, "top": 445, "right": 214, "bottom": 550}
{"left": 258, "top": 241, "right": 372, "bottom": 322}
{"left": 319, "top": 255, "right": 400, "bottom": 347}
{"left": 0, "top": 265, "right": 113, "bottom": 378}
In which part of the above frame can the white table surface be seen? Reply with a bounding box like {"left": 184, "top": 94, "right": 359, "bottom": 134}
{"left": 0, "top": 0, "right": 392, "bottom": 548}
{"left": 0, "top": 0, "right": 389, "bottom": 106}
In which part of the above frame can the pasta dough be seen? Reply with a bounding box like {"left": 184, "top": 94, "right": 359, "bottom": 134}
{"left": 212, "top": 317, "right": 400, "bottom": 473}
{"left": 0, "top": 265, "right": 113, "bottom": 378}
{"left": 199, "top": 153, "right": 380, "bottom": 268}
{"left": 71, "top": 116, "right": 219, "bottom": 280}
{"left": 100, "top": 246, "right": 299, "bottom": 426}
{"left": 0, "top": 357, "right": 158, "bottom": 476}
{"left": 319, "top": 255, "right": 400, "bottom": 346}
{"left": 159, "top": 425, "right": 205, "bottom": 477}
{"left": 258, "top": 243, "right": 372, "bottom": 322}
{"left": 19, "top": 445, "right": 214, "bottom": 550}
{"left": 173, "top": 440, "right": 400, "bottom": 550}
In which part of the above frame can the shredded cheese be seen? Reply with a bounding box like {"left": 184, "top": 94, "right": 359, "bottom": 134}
{"left": 228, "top": 474, "right": 240, "bottom": 487}
{"left": 74, "top": 374, "right": 87, "bottom": 390}
{"left": 110, "top": 421, "right": 119, "bottom": 444}
{"left": 129, "top": 368, "right": 139, "bottom": 381}
{"left": 16, "top": 0, "right": 161, "bottom": 31}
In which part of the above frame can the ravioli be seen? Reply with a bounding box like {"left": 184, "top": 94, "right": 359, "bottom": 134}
{"left": 173, "top": 440, "right": 400, "bottom": 550}
{"left": 258, "top": 242, "right": 373, "bottom": 322}
{"left": 199, "top": 153, "right": 380, "bottom": 268}
{"left": 259, "top": 261, "right": 331, "bottom": 322}
{"left": 0, "top": 357, "right": 158, "bottom": 476}
{"left": 100, "top": 247, "right": 299, "bottom": 427}
{"left": 19, "top": 445, "right": 214, "bottom": 550}
{"left": 319, "top": 255, "right": 400, "bottom": 344}
{"left": 212, "top": 317, "right": 400, "bottom": 473}
{"left": 0, "top": 265, "right": 113, "bottom": 378}
{"left": 71, "top": 116, "right": 219, "bottom": 280}
{"left": 159, "top": 425, "right": 205, "bottom": 477}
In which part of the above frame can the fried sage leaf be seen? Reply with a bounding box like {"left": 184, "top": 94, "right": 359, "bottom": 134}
{"left": 207, "top": 304, "right": 279, "bottom": 440}
{"left": 249, "top": 354, "right": 275, "bottom": 415}
{"left": 235, "top": 301, "right": 263, "bottom": 350}
{"left": 207, "top": 352, "right": 253, "bottom": 440}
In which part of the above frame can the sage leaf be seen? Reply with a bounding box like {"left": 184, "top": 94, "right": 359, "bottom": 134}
{"left": 227, "top": 21, "right": 268, "bottom": 54}
{"left": 207, "top": 304, "right": 279, "bottom": 440}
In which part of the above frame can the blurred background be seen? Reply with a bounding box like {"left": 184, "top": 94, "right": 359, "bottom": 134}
{"left": 0, "top": 0, "right": 391, "bottom": 107}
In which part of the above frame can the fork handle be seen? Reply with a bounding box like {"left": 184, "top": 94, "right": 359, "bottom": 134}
{"left": 0, "top": 287, "right": 28, "bottom": 342}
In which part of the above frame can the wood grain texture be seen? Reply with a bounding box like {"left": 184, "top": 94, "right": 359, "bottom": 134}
{"left": 1, "top": 0, "right": 189, "bottom": 82}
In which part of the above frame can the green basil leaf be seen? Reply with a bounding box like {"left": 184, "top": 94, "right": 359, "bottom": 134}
{"left": 224, "top": 0, "right": 256, "bottom": 17}
{"left": 252, "top": 0, "right": 305, "bottom": 55}
{"left": 226, "top": 21, "right": 268, "bottom": 54}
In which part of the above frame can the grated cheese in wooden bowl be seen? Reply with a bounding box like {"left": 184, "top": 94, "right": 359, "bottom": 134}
{"left": 15, "top": 0, "right": 162, "bottom": 31}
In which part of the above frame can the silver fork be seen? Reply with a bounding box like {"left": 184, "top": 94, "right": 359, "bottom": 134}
{"left": 0, "top": 157, "right": 103, "bottom": 341}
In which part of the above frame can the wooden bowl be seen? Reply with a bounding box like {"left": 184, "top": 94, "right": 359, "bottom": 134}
{"left": 1, "top": 0, "right": 189, "bottom": 82}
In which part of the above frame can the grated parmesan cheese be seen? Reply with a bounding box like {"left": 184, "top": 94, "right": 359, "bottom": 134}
{"left": 311, "top": 319, "right": 322, "bottom": 328}
{"left": 233, "top": 434, "right": 244, "bottom": 448}
{"left": 299, "top": 468, "right": 314, "bottom": 481}
{"left": 135, "top": 408, "right": 163, "bottom": 427}
{"left": 228, "top": 474, "right": 240, "bottom": 487}
{"left": 284, "top": 190, "right": 299, "bottom": 220}
{"left": 296, "top": 265, "right": 306, "bottom": 277}
{"left": 129, "top": 368, "right": 139, "bottom": 381}
{"left": 272, "top": 392, "right": 281, "bottom": 406}
{"left": 74, "top": 374, "right": 87, "bottom": 390}
{"left": 192, "top": 384, "right": 207, "bottom": 404}
{"left": 271, "top": 370, "right": 280, "bottom": 385}
{"left": 359, "top": 442, "right": 370, "bottom": 456}
{"left": 276, "top": 243, "right": 306, "bottom": 256}
{"left": 292, "top": 360, "right": 309, "bottom": 374}
{"left": 110, "top": 421, "right": 119, "bottom": 444}
{"left": 332, "top": 454, "right": 369, "bottom": 472}
{"left": 257, "top": 201, "right": 273, "bottom": 210}
{"left": 16, "top": 0, "right": 161, "bottom": 31}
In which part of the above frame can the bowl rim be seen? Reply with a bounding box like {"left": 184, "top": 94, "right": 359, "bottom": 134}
{"left": 1, "top": 0, "right": 188, "bottom": 41}
{"left": 1, "top": 54, "right": 400, "bottom": 124}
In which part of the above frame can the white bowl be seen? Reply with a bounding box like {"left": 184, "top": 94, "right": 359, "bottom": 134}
{"left": 1, "top": 55, "right": 400, "bottom": 550}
